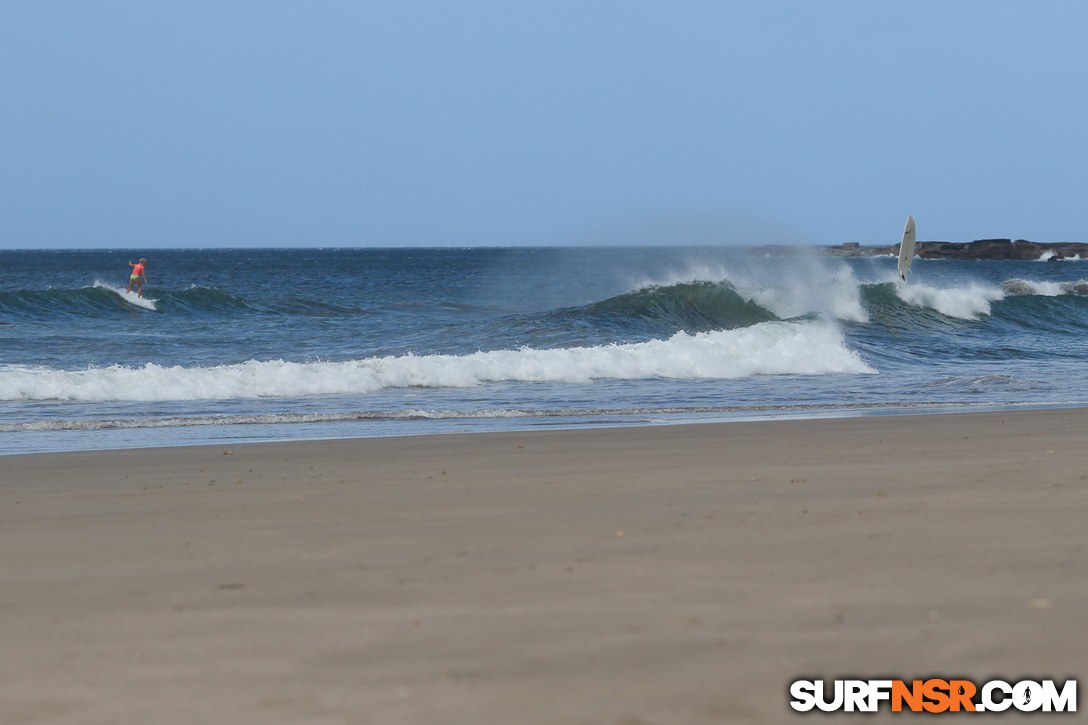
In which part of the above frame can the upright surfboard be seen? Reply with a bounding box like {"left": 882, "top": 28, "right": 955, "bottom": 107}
{"left": 897, "top": 215, "right": 916, "bottom": 281}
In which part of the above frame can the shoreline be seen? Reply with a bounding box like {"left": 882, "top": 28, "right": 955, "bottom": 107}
{"left": 8, "top": 399, "right": 1088, "bottom": 458}
{"left": 4, "top": 408, "right": 1086, "bottom": 723}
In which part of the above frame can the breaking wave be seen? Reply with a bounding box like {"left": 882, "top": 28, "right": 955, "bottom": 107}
{"left": 894, "top": 281, "right": 1006, "bottom": 320}
{"left": 0, "top": 321, "right": 873, "bottom": 402}
{"left": 858, "top": 277, "right": 1088, "bottom": 321}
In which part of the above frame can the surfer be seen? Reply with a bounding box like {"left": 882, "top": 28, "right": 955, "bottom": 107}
{"left": 127, "top": 258, "right": 148, "bottom": 297}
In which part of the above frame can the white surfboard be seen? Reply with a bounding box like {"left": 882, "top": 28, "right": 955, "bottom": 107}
{"left": 897, "top": 215, "right": 916, "bottom": 281}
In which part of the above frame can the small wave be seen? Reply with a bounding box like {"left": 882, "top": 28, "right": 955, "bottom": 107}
{"left": 264, "top": 297, "right": 370, "bottom": 317}
{"left": 0, "top": 409, "right": 539, "bottom": 432}
{"left": 0, "top": 321, "right": 874, "bottom": 402}
{"left": 0, "top": 283, "right": 157, "bottom": 317}
{"left": 1001, "top": 278, "right": 1088, "bottom": 296}
{"left": 0, "top": 407, "right": 682, "bottom": 432}
{"left": 166, "top": 285, "right": 253, "bottom": 313}
{"left": 4, "top": 399, "right": 1073, "bottom": 434}
{"left": 1065, "top": 280, "right": 1088, "bottom": 295}
{"left": 922, "top": 375, "right": 1015, "bottom": 387}
{"left": 0, "top": 283, "right": 261, "bottom": 318}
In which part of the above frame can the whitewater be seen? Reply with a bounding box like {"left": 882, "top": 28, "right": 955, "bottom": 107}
{"left": 3, "top": 247, "right": 1088, "bottom": 454}
{"left": 0, "top": 324, "right": 871, "bottom": 402}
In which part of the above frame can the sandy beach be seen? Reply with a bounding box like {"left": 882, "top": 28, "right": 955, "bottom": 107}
{"left": 2, "top": 408, "right": 1086, "bottom": 724}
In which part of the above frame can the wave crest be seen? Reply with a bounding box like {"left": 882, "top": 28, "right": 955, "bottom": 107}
{"left": 575, "top": 281, "right": 778, "bottom": 332}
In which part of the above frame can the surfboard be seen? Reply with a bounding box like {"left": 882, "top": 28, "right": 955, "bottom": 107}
{"left": 897, "top": 215, "right": 916, "bottom": 281}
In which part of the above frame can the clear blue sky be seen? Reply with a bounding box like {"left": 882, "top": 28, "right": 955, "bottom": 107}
{"left": 3, "top": 1, "right": 1086, "bottom": 248}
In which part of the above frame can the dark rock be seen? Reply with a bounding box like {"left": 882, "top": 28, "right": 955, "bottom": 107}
{"left": 825, "top": 238, "right": 1088, "bottom": 260}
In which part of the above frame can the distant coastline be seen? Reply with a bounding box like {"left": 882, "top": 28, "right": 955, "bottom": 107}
{"left": 823, "top": 238, "right": 1087, "bottom": 261}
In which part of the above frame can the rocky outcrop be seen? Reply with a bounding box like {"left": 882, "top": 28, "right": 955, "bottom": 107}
{"left": 826, "top": 239, "right": 1088, "bottom": 261}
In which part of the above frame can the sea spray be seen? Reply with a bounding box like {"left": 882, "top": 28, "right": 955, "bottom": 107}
{"left": 742, "top": 265, "right": 868, "bottom": 322}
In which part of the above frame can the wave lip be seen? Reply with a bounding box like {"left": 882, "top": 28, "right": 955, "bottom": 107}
{"left": 0, "top": 321, "right": 873, "bottom": 403}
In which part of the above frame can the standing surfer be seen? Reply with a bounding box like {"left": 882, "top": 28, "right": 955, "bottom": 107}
{"left": 127, "top": 258, "right": 148, "bottom": 297}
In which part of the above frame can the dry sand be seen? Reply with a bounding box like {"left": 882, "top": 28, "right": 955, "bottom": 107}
{"left": 2, "top": 408, "right": 1086, "bottom": 724}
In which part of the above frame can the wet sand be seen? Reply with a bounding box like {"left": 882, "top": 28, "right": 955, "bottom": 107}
{"left": 2, "top": 408, "right": 1086, "bottom": 724}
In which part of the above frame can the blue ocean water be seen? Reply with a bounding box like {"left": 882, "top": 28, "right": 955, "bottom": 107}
{"left": 2, "top": 247, "right": 1088, "bottom": 455}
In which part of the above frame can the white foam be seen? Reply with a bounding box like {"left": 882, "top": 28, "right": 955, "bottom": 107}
{"left": 896, "top": 281, "right": 1005, "bottom": 319}
{"left": 92, "top": 281, "right": 157, "bottom": 310}
{"left": 0, "top": 322, "right": 874, "bottom": 403}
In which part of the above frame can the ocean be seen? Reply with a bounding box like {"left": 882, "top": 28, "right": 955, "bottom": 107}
{"left": 2, "top": 247, "right": 1087, "bottom": 455}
